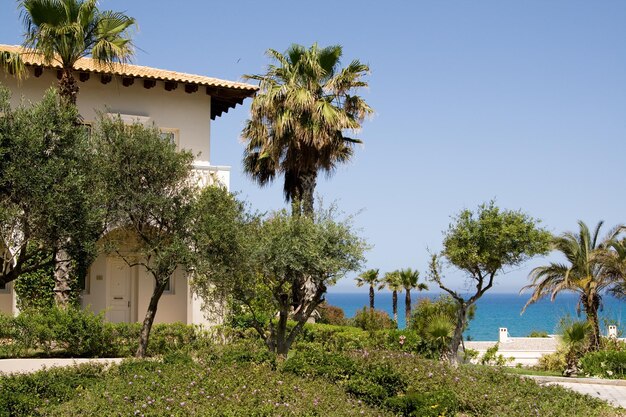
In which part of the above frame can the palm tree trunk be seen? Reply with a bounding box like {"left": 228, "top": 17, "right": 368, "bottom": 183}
{"left": 405, "top": 289, "right": 411, "bottom": 327}
{"left": 300, "top": 170, "right": 317, "bottom": 218}
{"left": 585, "top": 295, "right": 601, "bottom": 351}
{"left": 369, "top": 285, "right": 375, "bottom": 309}
{"left": 392, "top": 290, "right": 398, "bottom": 323}
{"left": 53, "top": 249, "right": 72, "bottom": 309}
{"left": 59, "top": 68, "right": 79, "bottom": 105}
{"left": 136, "top": 278, "right": 168, "bottom": 358}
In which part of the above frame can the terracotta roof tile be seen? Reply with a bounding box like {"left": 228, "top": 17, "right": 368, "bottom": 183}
{"left": 0, "top": 44, "right": 258, "bottom": 92}
{"left": 1, "top": 44, "right": 257, "bottom": 118}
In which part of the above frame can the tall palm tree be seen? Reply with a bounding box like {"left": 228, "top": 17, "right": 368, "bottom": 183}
{"left": 399, "top": 268, "right": 428, "bottom": 327}
{"left": 242, "top": 43, "right": 373, "bottom": 217}
{"left": 20, "top": 0, "right": 135, "bottom": 104}
{"left": 522, "top": 221, "right": 622, "bottom": 350}
{"left": 355, "top": 268, "right": 380, "bottom": 309}
{"left": 381, "top": 270, "right": 403, "bottom": 324}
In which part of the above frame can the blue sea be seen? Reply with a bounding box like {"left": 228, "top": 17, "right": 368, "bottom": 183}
{"left": 325, "top": 292, "right": 626, "bottom": 341}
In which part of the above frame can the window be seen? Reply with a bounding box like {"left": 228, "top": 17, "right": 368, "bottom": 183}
{"left": 0, "top": 280, "right": 8, "bottom": 293}
{"left": 163, "top": 276, "right": 174, "bottom": 294}
{"left": 76, "top": 271, "right": 90, "bottom": 294}
{"left": 159, "top": 128, "right": 179, "bottom": 147}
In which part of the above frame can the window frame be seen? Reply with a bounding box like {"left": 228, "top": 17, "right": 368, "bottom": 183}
{"left": 159, "top": 128, "right": 180, "bottom": 148}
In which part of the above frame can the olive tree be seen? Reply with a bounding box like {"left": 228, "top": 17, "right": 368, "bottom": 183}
{"left": 94, "top": 117, "right": 245, "bottom": 358}
{"left": 429, "top": 201, "right": 551, "bottom": 363}
{"left": 0, "top": 87, "right": 103, "bottom": 298}
{"left": 196, "top": 207, "right": 367, "bottom": 356}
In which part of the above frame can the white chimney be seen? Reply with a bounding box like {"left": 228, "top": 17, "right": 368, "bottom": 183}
{"left": 499, "top": 327, "right": 508, "bottom": 343}
{"left": 608, "top": 325, "right": 618, "bottom": 339}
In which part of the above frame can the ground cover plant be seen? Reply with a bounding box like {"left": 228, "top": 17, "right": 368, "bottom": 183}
{"left": 4, "top": 341, "right": 623, "bottom": 417}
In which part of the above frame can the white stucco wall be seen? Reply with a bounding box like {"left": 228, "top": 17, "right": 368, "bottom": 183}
{"left": 2, "top": 67, "right": 212, "bottom": 161}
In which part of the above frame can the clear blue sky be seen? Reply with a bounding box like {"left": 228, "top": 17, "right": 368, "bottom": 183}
{"left": 1, "top": 1, "right": 625, "bottom": 294}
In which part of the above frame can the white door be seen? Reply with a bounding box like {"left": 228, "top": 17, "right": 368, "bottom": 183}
{"left": 107, "top": 259, "right": 131, "bottom": 323}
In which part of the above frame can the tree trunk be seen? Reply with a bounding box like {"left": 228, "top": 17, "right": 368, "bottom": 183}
{"left": 274, "top": 294, "right": 290, "bottom": 356}
{"left": 585, "top": 295, "right": 601, "bottom": 351}
{"left": 405, "top": 289, "right": 411, "bottom": 328}
{"left": 59, "top": 69, "right": 79, "bottom": 105}
{"left": 136, "top": 279, "right": 168, "bottom": 358}
{"left": 369, "top": 285, "right": 375, "bottom": 309}
{"left": 447, "top": 302, "right": 468, "bottom": 364}
{"left": 53, "top": 249, "right": 72, "bottom": 309}
{"left": 392, "top": 290, "right": 398, "bottom": 324}
{"left": 300, "top": 170, "right": 317, "bottom": 218}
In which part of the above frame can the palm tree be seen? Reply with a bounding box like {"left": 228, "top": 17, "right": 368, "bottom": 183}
{"left": 381, "top": 270, "right": 403, "bottom": 324}
{"left": 355, "top": 269, "right": 380, "bottom": 309}
{"left": 560, "top": 320, "right": 590, "bottom": 376}
{"left": 242, "top": 43, "right": 373, "bottom": 217}
{"left": 522, "top": 221, "right": 622, "bottom": 350}
{"left": 399, "top": 268, "right": 428, "bottom": 327}
{"left": 20, "top": 0, "right": 135, "bottom": 104}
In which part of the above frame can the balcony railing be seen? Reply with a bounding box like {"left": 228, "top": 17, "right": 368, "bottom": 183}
{"left": 191, "top": 161, "right": 231, "bottom": 190}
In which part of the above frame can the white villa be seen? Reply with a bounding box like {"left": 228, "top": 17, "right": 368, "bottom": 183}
{"left": 0, "top": 44, "right": 257, "bottom": 326}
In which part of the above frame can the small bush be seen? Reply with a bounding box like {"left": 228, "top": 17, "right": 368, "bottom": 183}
{"left": 345, "top": 377, "right": 388, "bottom": 405}
{"left": 352, "top": 308, "right": 395, "bottom": 331}
{"left": 580, "top": 350, "right": 626, "bottom": 379}
{"left": 528, "top": 330, "right": 549, "bottom": 337}
{"left": 537, "top": 349, "right": 567, "bottom": 372}
{"left": 480, "top": 343, "right": 511, "bottom": 366}
{"left": 282, "top": 347, "right": 357, "bottom": 381}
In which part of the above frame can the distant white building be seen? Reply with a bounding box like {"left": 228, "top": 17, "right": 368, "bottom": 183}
{"left": 465, "top": 327, "right": 559, "bottom": 366}
{"left": 0, "top": 44, "right": 257, "bottom": 326}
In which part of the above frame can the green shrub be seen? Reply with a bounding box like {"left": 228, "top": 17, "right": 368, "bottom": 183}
{"left": 51, "top": 307, "right": 110, "bottom": 356}
{"left": 0, "top": 363, "right": 105, "bottom": 416}
{"left": 580, "top": 350, "right": 626, "bottom": 379}
{"left": 363, "top": 362, "right": 406, "bottom": 397}
{"left": 384, "top": 389, "right": 459, "bottom": 417}
{"left": 528, "top": 330, "right": 549, "bottom": 337}
{"left": 220, "top": 339, "right": 277, "bottom": 367}
{"left": 0, "top": 309, "right": 210, "bottom": 358}
{"left": 300, "top": 323, "right": 371, "bottom": 351}
{"left": 480, "top": 343, "right": 511, "bottom": 366}
{"left": 537, "top": 349, "right": 567, "bottom": 372}
{"left": 352, "top": 307, "right": 395, "bottom": 331}
{"left": 282, "top": 347, "right": 357, "bottom": 381}
{"left": 345, "top": 377, "right": 389, "bottom": 405}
